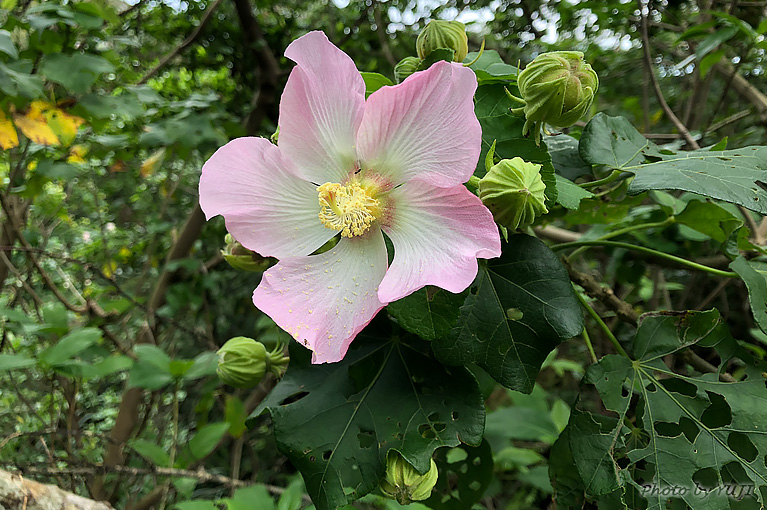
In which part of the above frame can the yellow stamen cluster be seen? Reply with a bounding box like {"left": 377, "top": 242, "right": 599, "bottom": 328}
{"left": 317, "top": 181, "right": 380, "bottom": 238}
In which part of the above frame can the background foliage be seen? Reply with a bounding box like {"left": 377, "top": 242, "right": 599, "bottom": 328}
{"left": 2, "top": 0, "right": 767, "bottom": 509}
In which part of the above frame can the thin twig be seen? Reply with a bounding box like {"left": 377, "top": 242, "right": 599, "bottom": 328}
{"left": 138, "top": 0, "right": 226, "bottom": 85}
{"left": 638, "top": 0, "right": 701, "bottom": 150}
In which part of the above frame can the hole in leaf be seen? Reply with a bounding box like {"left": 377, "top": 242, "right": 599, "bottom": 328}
{"left": 428, "top": 412, "right": 440, "bottom": 422}
{"left": 728, "top": 432, "right": 758, "bottom": 462}
{"left": 434, "top": 422, "right": 447, "bottom": 433}
{"left": 756, "top": 180, "right": 767, "bottom": 193}
{"left": 701, "top": 391, "right": 732, "bottom": 428}
{"left": 468, "top": 480, "right": 482, "bottom": 492}
{"left": 418, "top": 423, "right": 436, "bottom": 439}
{"left": 470, "top": 286, "right": 478, "bottom": 295}
{"left": 659, "top": 378, "right": 697, "bottom": 397}
{"left": 322, "top": 450, "right": 332, "bottom": 461}
{"left": 472, "top": 457, "right": 482, "bottom": 467}
{"left": 459, "top": 463, "right": 469, "bottom": 474}
{"left": 357, "top": 430, "right": 375, "bottom": 449}
{"left": 645, "top": 383, "right": 656, "bottom": 392}
{"left": 452, "top": 411, "right": 459, "bottom": 421}
{"left": 693, "top": 467, "right": 718, "bottom": 491}
{"left": 720, "top": 461, "right": 750, "bottom": 486}
{"left": 621, "top": 386, "right": 629, "bottom": 398}
{"left": 617, "top": 457, "right": 629, "bottom": 469}
{"left": 679, "top": 417, "right": 700, "bottom": 443}
{"left": 654, "top": 421, "right": 682, "bottom": 437}
{"left": 309, "top": 455, "right": 316, "bottom": 462}
{"left": 446, "top": 448, "right": 468, "bottom": 464}
{"left": 280, "top": 391, "right": 309, "bottom": 406}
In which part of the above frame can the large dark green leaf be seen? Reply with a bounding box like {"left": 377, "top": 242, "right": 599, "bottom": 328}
{"left": 474, "top": 84, "right": 557, "bottom": 203}
{"left": 433, "top": 234, "right": 584, "bottom": 393}
{"left": 253, "top": 334, "right": 485, "bottom": 510}
{"left": 563, "top": 310, "right": 767, "bottom": 509}
{"left": 386, "top": 286, "right": 466, "bottom": 342}
{"left": 580, "top": 113, "right": 767, "bottom": 214}
{"left": 424, "top": 440, "right": 494, "bottom": 509}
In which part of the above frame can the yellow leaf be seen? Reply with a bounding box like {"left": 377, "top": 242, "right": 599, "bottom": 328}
{"left": 67, "top": 144, "right": 88, "bottom": 163}
{"left": 13, "top": 101, "right": 59, "bottom": 146}
{"left": 0, "top": 110, "right": 19, "bottom": 150}
{"left": 47, "top": 107, "right": 85, "bottom": 146}
{"left": 140, "top": 147, "right": 166, "bottom": 177}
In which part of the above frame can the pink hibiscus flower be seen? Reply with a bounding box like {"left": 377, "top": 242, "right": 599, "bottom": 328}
{"left": 199, "top": 31, "right": 501, "bottom": 364}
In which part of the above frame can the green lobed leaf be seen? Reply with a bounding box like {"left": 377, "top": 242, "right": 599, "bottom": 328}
{"left": 675, "top": 199, "right": 743, "bottom": 257}
{"left": 547, "top": 133, "right": 592, "bottom": 180}
{"left": 474, "top": 84, "right": 557, "bottom": 204}
{"left": 424, "top": 440, "right": 494, "bottom": 510}
{"left": 554, "top": 174, "right": 594, "bottom": 210}
{"left": 730, "top": 257, "right": 767, "bottom": 333}
{"left": 563, "top": 310, "right": 767, "bottom": 509}
{"left": 433, "top": 234, "right": 584, "bottom": 393}
{"left": 386, "top": 286, "right": 466, "bottom": 342}
{"left": 38, "top": 327, "right": 101, "bottom": 367}
{"left": 580, "top": 113, "right": 767, "bottom": 214}
{"left": 253, "top": 332, "right": 485, "bottom": 510}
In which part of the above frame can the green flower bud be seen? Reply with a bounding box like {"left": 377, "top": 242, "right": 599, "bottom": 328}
{"left": 416, "top": 20, "right": 468, "bottom": 63}
{"left": 479, "top": 157, "right": 548, "bottom": 230}
{"left": 394, "top": 56, "right": 420, "bottom": 84}
{"left": 380, "top": 452, "right": 439, "bottom": 505}
{"left": 222, "top": 233, "right": 276, "bottom": 272}
{"left": 511, "top": 51, "right": 598, "bottom": 145}
{"left": 216, "top": 337, "right": 288, "bottom": 388}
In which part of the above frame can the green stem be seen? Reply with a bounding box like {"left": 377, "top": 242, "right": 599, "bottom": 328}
{"left": 582, "top": 326, "right": 598, "bottom": 364}
{"left": 159, "top": 382, "right": 181, "bottom": 510}
{"left": 555, "top": 240, "right": 739, "bottom": 279}
{"left": 568, "top": 217, "right": 674, "bottom": 259}
{"left": 579, "top": 170, "right": 626, "bottom": 189}
{"left": 575, "top": 289, "right": 630, "bottom": 358}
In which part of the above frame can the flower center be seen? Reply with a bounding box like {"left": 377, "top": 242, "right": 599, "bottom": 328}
{"left": 317, "top": 181, "right": 380, "bottom": 238}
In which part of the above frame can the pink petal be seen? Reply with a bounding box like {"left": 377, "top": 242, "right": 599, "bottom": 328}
{"left": 379, "top": 180, "right": 501, "bottom": 303}
{"left": 279, "top": 31, "right": 365, "bottom": 184}
{"left": 253, "top": 229, "right": 388, "bottom": 364}
{"left": 199, "top": 137, "right": 335, "bottom": 259}
{"left": 356, "top": 61, "right": 481, "bottom": 188}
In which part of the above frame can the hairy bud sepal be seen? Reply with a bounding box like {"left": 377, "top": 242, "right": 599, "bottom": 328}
{"left": 479, "top": 157, "right": 548, "bottom": 230}
{"left": 379, "top": 451, "right": 439, "bottom": 505}
{"left": 416, "top": 20, "right": 469, "bottom": 63}
{"left": 222, "top": 233, "right": 276, "bottom": 272}
{"left": 394, "top": 56, "right": 421, "bottom": 83}
{"left": 216, "top": 337, "right": 288, "bottom": 389}
{"left": 513, "top": 51, "right": 598, "bottom": 145}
